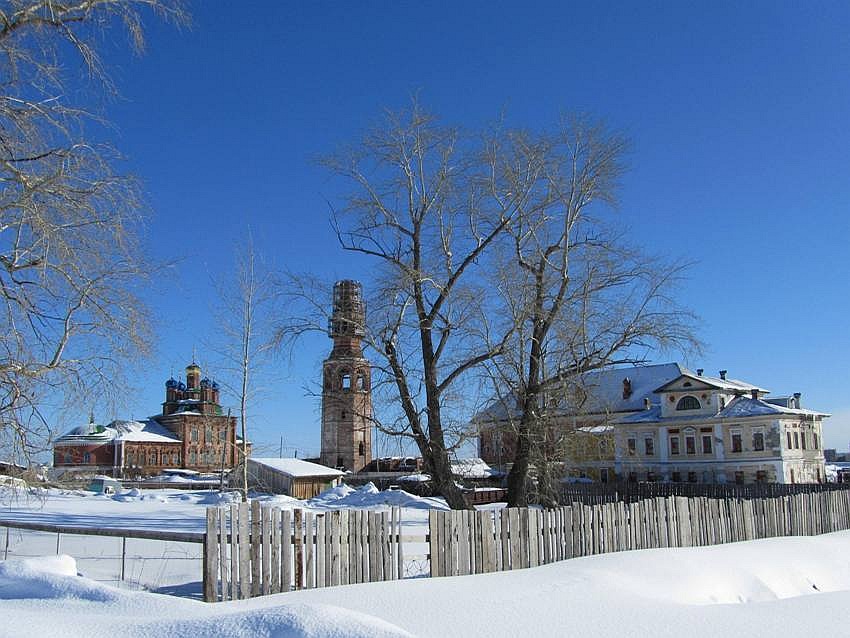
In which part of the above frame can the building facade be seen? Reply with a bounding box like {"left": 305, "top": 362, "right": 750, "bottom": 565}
{"left": 617, "top": 370, "right": 827, "bottom": 484}
{"left": 478, "top": 364, "right": 828, "bottom": 484}
{"left": 320, "top": 280, "right": 373, "bottom": 472}
{"left": 53, "top": 361, "right": 247, "bottom": 478}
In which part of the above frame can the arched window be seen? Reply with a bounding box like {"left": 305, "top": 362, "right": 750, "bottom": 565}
{"left": 676, "top": 395, "right": 700, "bottom": 411}
{"left": 359, "top": 441, "right": 365, "bottom": 456}
{"left": 341, "top": 373, "right": 351, "bottom": 390}
{"left": 83, "top": 452, "right": 91, "bottom": 464}
{"left": 357, "top": 374, "right": 366, "bottom": 391}
{"left": 64, "top": 453, "right": 72, "bottom": 464}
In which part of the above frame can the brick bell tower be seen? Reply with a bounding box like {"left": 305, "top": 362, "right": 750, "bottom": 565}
{"left": 320, "top": 280, "right": 372, "bottom": 472}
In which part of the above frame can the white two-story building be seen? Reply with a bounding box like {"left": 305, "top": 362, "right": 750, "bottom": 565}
{"left": 616, "top": 369, "right": 828, "bottom": 484}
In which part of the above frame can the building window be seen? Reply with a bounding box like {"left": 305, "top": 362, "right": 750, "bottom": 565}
{"left": 676, "top": 395, "right": 700, "bottom": 411}
{"left": 753, "top": 430, "right": 765, "bottom": 452}
{"left": 647, "top": 472, "right": 658, "bottom": 482}
{"left": 756, "top": 470, "right": 767, "bottom": 483}
{"left": 357, "top": 375, "right": 366, "bottom": 391}
{"left": 644, "top": 437, "right": 654, "bottom": 456}
{"left": 627, "top": 437, "right": 636, "bottom": 456}
{"left": 735, "top": 471, "right": 745, "bottom": 484}
{"left": 702, "top": 435, "right": 712, "bottom": 454}
{"left": 786, "top": 430, "right": 792, "bottom": 449}
{"left": 205, "top": 426, "right": 213, "bottom": 442}
{"left": 191, "top": 428, "right": 199, "bottom": 443}
{"left": 687, "top": 471, "right": 697, "bottom": 483}
{"left": 127, "top": 453, "right": 135, "bottom": 465}
{"left": 627, "top": 472, "right": 637, "bottom": 483}
{"left": 219, "top": 428, "right": 226, "bottom": 442}
{"left": 83, "top": 452, "right": 91, "bottom": 464}
{"left": 358, "top": 441, "right": 365, "bottom": 456}
{"left": 669, "top": 436, "right": 680, "bottom": 455}
{"left": 813, "top": 432, "right": 819, "bottom": 450}
{"left": 341, "top": 374, "right": 351, "bottom": 390}
{"left": 685, "top": 434, "right": 696, "bottom": 455}
{"left": 600, "top": 469, "right": 609, "bottom": 483}
{"left": 731, "top": 431, "right": 743, "bottom": 453}
{"left": 801, "top": 431, "right": 807, "bottom": 450}
{"left": 793, "top": 431, "right": 800, "bottom": 449}
{"left": 341, "top": 410, "right": 347, "bottom": 420}
{"left": 149, "top": 452, "right": 157, "bottom": 465}
{"left": 671, "top": 471, "right": 681, "bottom": 482}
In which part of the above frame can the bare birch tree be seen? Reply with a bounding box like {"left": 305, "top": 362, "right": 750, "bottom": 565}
{"left": 0, "top": 1, "right": 187, "bottom": 463}
{"left": 212, "top": 237, "right": 279, "bottom": 500}
{"left": 484, "top": 118, "right": 699, "bottom": 506}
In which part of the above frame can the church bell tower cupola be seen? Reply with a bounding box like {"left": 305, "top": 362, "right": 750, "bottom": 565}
{"left": 321, "top": 280, "right": 372, "bottom": 472}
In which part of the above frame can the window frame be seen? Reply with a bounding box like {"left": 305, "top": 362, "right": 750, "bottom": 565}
{"left": 676, "top": 395, "right": 701, "bottom": 411}
{"left": 731, "top": 429, "right": 743, "bottom": 453}
{"left": 752, "top": 429, "right": 765, "bottom": 452}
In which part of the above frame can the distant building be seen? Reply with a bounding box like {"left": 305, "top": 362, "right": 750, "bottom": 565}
{"left": 320, "top": 281, "right": 373, "bottom": 472}
{"left": 53, "top": 361, "right": 249, "bottom": 478}
{"left": 478, "top": 363, "right": 829, "bottom": 485}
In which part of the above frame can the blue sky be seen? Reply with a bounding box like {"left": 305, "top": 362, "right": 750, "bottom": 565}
{"left": 67, "top": 1, "right": 850, "bottom": 457}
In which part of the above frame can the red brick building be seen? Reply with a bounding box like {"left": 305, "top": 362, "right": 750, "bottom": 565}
{"left": 53, "top": 362, "right": 249, "bottom": 478}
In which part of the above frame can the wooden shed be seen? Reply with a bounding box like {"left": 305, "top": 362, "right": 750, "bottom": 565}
{"left": 246, "top": 457, "right": 344, "bottom": 499}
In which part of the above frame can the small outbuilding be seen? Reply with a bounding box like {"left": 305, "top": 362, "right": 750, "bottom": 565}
{"left": 245, "top": 458, "right": 344, "bottom": 499}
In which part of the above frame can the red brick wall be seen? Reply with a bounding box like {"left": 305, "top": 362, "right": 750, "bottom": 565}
{"left": 54, "top": 443, "right": 114, "bottom": 466}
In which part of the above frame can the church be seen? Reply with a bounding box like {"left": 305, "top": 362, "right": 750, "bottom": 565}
{"left": 53, "top": 362, "right": 247, "bottom": 479}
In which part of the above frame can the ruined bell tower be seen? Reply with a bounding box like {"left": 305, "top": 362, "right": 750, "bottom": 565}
{"left": 320, "top": 280, "right": 372, "bottom": 472}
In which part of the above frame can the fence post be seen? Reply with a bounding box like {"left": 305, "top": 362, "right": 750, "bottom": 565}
{"left": 55, "top": 532, "right": 60, "bottom": 555}
{"left": 121, "top": 537, "right": 126, "bottom": 582}
{"left": 203, "top": 507, "right": 218, "bottom": 603}
{"left": 4, "top": 527, "right": 9, "bottom": 560}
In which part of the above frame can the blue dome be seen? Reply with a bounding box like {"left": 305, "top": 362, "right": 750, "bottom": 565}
{"left": 200, "top": 377, "right": 211, "bottom": 387}
{"left": 177, "top": 381, "right": 186, "bottom": 391}
{"left": 211, "top": 380, "right": 219, "bottom": 390}
{"left": 165, "top": 377, "right": 178, "bottom": 389}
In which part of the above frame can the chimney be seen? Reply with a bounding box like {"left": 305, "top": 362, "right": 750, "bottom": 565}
{"left": 696, "top": 369, "right": 704, "bottom": 376}
{"left": 622, "top": 377, "right": 632, "bottom": 400}
{"left": 793, "top": 392, "right": 801, "bottom": 409}
{"left": 644, "top": 397, "right": 651, "bottom": 411}
{"left": 750, "top": 389, "right": 759, "bottom": 400}
{"left": 719, "top": 370, "right": 727, "bottom": 380}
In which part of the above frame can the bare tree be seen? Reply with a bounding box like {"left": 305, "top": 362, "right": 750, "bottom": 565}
{"left": 277, "top": 102, "right": 558, "bottom": 510}
{"left": 483, "top": 118, "right": 699, "bottom": 507}
{"left": 211, "top": 237, "right": 279, "bottom": 500}
{"left": 0, "top": 1, "right": 187, "bottom": 464}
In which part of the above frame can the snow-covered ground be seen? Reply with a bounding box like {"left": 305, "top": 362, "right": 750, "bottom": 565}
{"left": 3, "top": 531, "right": 850, "bottom": 637}
{"left": 0, "top": 484, "right": 442, "bottom": 594}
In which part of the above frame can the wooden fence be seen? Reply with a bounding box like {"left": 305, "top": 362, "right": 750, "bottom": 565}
{"left": 429, "top": 489, "right": 850, "bottom": 577}
{"left": 203, "top": 502, "right": 405, "bottom": 602}
{"left": 560, "top": 480, "right": 850, "bottom": 504}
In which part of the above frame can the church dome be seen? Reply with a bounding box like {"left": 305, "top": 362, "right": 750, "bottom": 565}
{"left": 165, "top": 377, "right": 178, "bottom": 389}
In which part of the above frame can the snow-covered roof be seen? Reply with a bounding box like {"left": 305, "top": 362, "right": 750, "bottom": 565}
{"left": 56, "top": 419, "right": 181, "bottom": 444}
{"left": 618, "top": 396, "right": 828, "bottom": 424}
{"left": 477, "top": 363, "right": 684, "bottom": 422}
{"left": 249, "top": 457, "right": 344, "bottom": 478}
{"left": 654, "top": 370, "right": 769, "bottom": 394}
{"left": 717, "top": 396, "right": 828, "bottom": 419}
{"left": 450, "top": 458, "right": 503, "bottom": 479}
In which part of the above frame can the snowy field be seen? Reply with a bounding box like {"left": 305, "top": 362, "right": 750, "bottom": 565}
{"left": 3, "top": 532, "right": 850, "bottom": 637}
{"left": 3, "top": 486, "right": 850, "bottom": 637}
